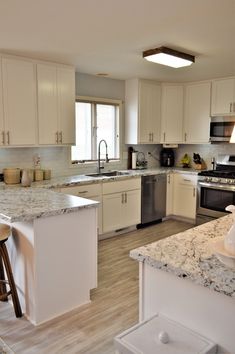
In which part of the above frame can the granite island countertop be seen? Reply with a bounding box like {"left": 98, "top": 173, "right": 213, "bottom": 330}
{"left": 0, "top": 188, "right": 98, "bottom": 223}
{"left": 130, "top": 214, "right": 235, "bottom": 297}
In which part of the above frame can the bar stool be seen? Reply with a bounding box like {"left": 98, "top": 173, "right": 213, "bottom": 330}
{"left": 0, "top": 223, "right": 22, "bottom": 318}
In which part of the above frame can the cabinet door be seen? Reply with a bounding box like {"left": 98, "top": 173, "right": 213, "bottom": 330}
{"left": 122, "top": 189, "right": 141, "bottom": 228}
{"left": 0, "top": 58, "right": 4, "bottom": 146}
{"left": 102, "top": 193, "right": 122, "bottom": 233}
{"left": 57, "top": 67, "right": 75, "bottom": 144}
{"left": 211, "top": 78, "right": 235, "bottom": 116}
{"left": 184, "top": 82, "right": 211, "bottom": 143}
{"left": 37, "top": 64, "right": 58, "bottom": 144}
{"left": 139, "top": 81, "right": 161, "bottom": 143}
{"left": 2, "top": 57, "right": 37, "bottom": 145}
{"left": 173, "top": 175, "right": 196, "bottom": 219}
{"left": 161, "top": 85, "right": 183, "bottom": 143}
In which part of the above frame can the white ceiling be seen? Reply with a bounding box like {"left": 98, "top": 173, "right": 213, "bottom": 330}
{"left": 0, "top": 0, "right": 235, "bottom": 82}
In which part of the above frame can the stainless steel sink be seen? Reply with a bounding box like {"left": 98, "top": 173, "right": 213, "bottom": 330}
{"left": 86, "top": 171, "right": 130, "bottom": 177}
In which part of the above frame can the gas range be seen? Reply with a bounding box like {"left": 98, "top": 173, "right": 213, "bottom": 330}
{"left": 198, "top": 154, "right": 235, "bottom": 185}
{"left": 198, "top": 170, "right": 235, "bottom": 185}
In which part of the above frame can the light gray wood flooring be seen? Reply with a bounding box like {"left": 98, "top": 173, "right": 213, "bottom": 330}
{"left": 0, "top": 219, "right": 192, "bottom": 354}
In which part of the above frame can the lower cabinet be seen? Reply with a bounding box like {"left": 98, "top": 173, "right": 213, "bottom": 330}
{"left": 59, "top": 183, "right": 103, "bottom": 234}
{"left": 102, "top": 178, "right": 141, "bottom": 233}
{"left": 173, "top": 173, "right": 197, "bottom": 220}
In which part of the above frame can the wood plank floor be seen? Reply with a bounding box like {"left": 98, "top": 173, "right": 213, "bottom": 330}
{"left": 0, "top": 219, "right": 192, "bottom": 354}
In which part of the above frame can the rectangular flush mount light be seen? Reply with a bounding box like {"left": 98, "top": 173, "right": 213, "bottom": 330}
{"left": 143, "top": 46, "right": 195, "bottom": 68}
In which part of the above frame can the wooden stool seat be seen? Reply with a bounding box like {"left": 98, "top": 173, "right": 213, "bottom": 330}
{"left": 0, "top": 223, "right": 22, "bottom": 318}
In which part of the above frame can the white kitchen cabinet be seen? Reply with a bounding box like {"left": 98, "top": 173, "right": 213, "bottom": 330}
{"left": 166, "top": 173, "right": 174, "bottom": 216}
{"left": 37, "top": 63, "right": 75, "bottom": 145}
{"left": 184, "top": 82, "right": 211, "bottom": 143}
{"left": 161, "top": 84, "right": 184, "bottom": 143}
{"left": 102, "top": 178, "right": 141, "bottom": 233}
{"left": 1, "top": 57, "right": 37, "bottom": 145}
{"left": 125, "top": 78, "right": 161, "bottom": 144}
{"left": 60, "top": 183, "right": 102, "bottom": 234}
{"left": 211, "top": 78, "right": 235, "bottom": 116}
{"left": 173, "top": 173, "right": 197, "bottom": 220}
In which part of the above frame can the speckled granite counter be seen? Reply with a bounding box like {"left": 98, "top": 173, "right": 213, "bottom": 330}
{"left": 19, "top": 167, "right": 199, "bottom": 189}
{"left": 0, "top": 188, "right": 98, "bottom": 222}
{"left": 130, "top": 214, "right": 235, "bottom": 297}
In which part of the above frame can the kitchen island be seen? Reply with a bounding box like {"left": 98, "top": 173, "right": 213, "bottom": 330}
{"left": 130, "top": 214, "right": 235, "bottom": 353}
{"left": 0, "top": 188, "right": 98, "bottom": 325}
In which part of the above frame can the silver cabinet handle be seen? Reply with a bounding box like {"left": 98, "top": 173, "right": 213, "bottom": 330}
{"left": 121, "top": 193, "right": 124, "bottom": 204}
{"left": 185, "top": 133, "right": 187, "bottom": 142}
{"left": 78, "top": 191, "right": 88, "bottom": 194}
{"left": 193, "top": 187, "right": 196, "bottom": 197}
{"left": 149, "top": 133, "right": 151, "bottom": 142}
{"left": 167, "top": 175, "right": 170, "bottom": 184}
{"left": 151, "top": 132, "right": 154, "bottom": 142}
{"left": 6, "top": 131, "right": 9, "bottom": 144}
{"left": 183, "top": 179, "right": 191, "bottom": 182}
{"left": 125, "top": 192, "right": 127, "bottom": 203}
{"left": 59, "top": 131, "right": 63, "bottom": 144}
{"left": 163, "top": 132, "right": 166, "bottom": 142}
{"left": 55, "top": 132, "right": 58, "bottom": 143}
{"left": 1, "top": 131, "right": 5, "bottom": 145}
{"left": 230, "top": 103, "right": 232, "bottom": 113}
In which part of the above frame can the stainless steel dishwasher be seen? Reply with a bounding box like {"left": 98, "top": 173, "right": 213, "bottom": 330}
{"left": 141, "top": 174, "right": 166, "bottom": 225}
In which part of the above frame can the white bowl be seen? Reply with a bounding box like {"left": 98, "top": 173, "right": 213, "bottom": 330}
{"left": 210, "top": 239, "right": 235, "bottom": 269}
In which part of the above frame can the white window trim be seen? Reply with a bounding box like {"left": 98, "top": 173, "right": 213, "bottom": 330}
{"left": 69, "top": 95, "right": 123, "bottom": 168}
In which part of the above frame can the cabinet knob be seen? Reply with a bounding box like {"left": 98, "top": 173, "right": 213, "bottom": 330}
{"left": 55, "top": 132, "right": 59, "bottom": 144}
{"left": 1, "top": 131, "right": 5, "bottom": 145}
{"left": 6, "top": 131, "right": 10, "bottom": 145}
{"left": 59, "top": 131, "right": 63, "bottom": 144}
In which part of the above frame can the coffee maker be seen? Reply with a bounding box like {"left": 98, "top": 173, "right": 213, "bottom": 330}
{"left": 160, "top": 148, "right": 175, "bottom": 167}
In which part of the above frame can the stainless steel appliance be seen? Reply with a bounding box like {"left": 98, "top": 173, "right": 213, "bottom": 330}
{"left": 140, "top": 174, "right": 166, "bottom": 225}
{"left": 197, "top": 155, "right": 235, "bottom": 224}
{"left": 210, "top": 116, "right": 235, "bottom": 142}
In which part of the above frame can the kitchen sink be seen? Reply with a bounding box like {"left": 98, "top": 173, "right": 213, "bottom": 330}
{"left": 86, "top": 171, "right": 130, "bottom": 177}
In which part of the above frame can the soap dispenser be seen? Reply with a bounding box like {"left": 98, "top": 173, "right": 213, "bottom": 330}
{"left": 224, "top": 205, "right": 235, "bottom": 255}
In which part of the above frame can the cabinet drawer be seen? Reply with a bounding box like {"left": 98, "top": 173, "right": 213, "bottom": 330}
{"left": 60, "top": 183, "right": 102, "bottom": 198}
{"left": 175, "top": 173, "right": 197, "bottom": 186}
{"left": 102, "top": 177, "right": 141, "bottom": 195}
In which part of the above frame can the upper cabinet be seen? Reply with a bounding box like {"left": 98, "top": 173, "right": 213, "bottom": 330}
{"left": 211, "top": 78, "right": 235, "bottom": 116}
{"left": 160, "top": 84, "right": 184, "bottom": 143}
{"left": 37, "top": 64, "right": 75, "bottom": 145}
{"left": 125, "top": 78, "right": 161, "bottom": 144}
{"left": 184, "top": 82, "right": 211, "bottom": 143}
{"left": 1, "top": 57, "right": 37, "bottom": 146}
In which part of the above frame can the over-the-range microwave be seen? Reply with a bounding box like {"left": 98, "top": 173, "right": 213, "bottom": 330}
{"left": 210, "top": 116, "right": 235, "bottom": 142}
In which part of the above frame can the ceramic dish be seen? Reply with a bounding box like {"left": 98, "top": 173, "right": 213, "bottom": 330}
{"left": 210, "top": 239, "right": 235, "bottom": 269}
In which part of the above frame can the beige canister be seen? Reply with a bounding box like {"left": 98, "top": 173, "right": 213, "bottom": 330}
{"left": 34, "top": 169, "right": 44, "bottom": 181}
{"left": 43, "top": 169, "right": 51, "bottom": 180}
{"left": 3, "top": 168, "right": 21, "bottom": 184}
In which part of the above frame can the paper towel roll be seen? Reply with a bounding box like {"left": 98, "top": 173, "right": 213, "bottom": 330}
{"left": 132, "top": 152, "right": 137, "bottom": 169}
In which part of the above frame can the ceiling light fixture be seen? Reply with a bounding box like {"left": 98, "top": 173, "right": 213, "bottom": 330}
{"left": 143, "top": 46, "right": 195, "bottom": 68}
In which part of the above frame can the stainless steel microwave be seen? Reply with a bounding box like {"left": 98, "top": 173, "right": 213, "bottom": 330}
{"left": 210, "top": 117, "right": 235, "bottom": 142}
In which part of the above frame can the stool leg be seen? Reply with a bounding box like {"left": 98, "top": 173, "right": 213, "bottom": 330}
{"left": 1, "top": 243, "right": 22, "bottom": 318}
{"left": 0, "top": 255, "right": 8, "bottom": 301}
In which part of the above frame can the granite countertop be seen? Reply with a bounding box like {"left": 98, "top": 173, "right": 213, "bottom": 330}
{"left": 11, "top": 167, "right": 198, "bottom": 190}
{"left": 0, "top": 167, "right": 198, "bottom": 222}
{"left": 130, "top": 215, "right": 235, "bottom": 297}
{"left": 0, "top": 188, "right": 98, "bottom": 222}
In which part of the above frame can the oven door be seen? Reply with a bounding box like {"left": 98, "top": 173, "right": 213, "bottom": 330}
{"left": 197, "top": 181, "right": 235, "bottom": 218}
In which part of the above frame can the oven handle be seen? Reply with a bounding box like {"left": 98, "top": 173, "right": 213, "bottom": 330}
{"left": 198, "top": 181, "right": 235, "bottom": 191}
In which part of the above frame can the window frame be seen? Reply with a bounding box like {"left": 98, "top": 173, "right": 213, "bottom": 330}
{"left": 71, "top": 95, "right": 122, "bottom": 165}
